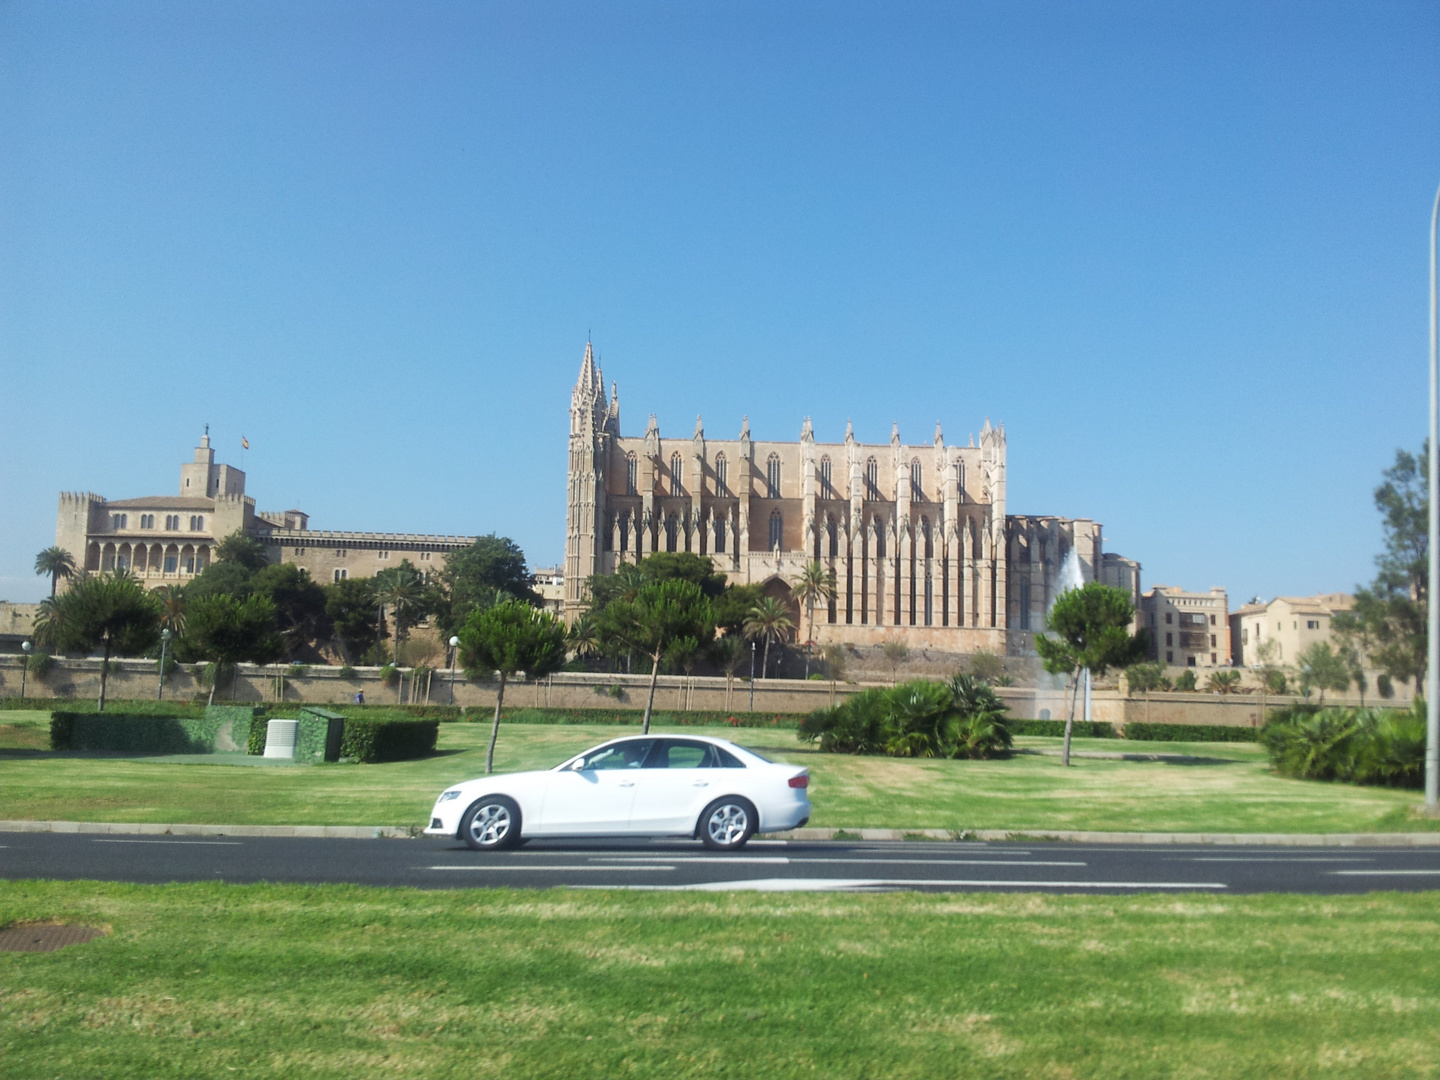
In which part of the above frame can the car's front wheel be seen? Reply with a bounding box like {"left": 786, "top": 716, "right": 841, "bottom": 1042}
{"left": 460, "top": 796, "right": 522, "bottom": 851}
{"left": 698, "top": 797, "right": 756, "bottom": 851}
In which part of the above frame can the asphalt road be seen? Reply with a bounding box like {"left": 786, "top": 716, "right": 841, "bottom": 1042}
{"left": 4, "top": 833, "right": 1440, "bottom": 893}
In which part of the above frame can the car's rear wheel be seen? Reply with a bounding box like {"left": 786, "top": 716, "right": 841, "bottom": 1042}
{"left": 460, "top": 796, "right": 522, "bottom": 851}
{"left": 698, "top": 797, "right": 756, "bottom": 851}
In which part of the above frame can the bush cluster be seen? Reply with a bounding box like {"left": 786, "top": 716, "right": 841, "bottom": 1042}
{"left": 1010, "top": 719, "right": 1116, "bottom": 739}
{"left": 339, "top": 717, "right": 440, "bottom": 763}
{"left": 799, "top": 676, "right": 1012, "bottom": 759}
{"left": 50, "top": 712, "right": 219, "bottom": 754}
{"left": 1123, "top": 722, "right": 1259, "bottom": 743}
{"left": 1261, "top": 704, "right": 1425, "bottom": 789}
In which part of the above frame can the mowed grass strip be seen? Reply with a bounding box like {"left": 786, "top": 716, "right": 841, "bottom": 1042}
{"left": 0, "top": 712, "right": 1432, "bottom": 833}
{"left": 1, "top": 881, "right": 1437, "bottom": 1080}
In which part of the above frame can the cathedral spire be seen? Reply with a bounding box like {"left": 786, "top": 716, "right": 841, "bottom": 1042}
{"left": 576, "top": 340, "right": 600, "bottom": 394}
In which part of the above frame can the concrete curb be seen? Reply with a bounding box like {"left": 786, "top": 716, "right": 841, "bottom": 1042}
{"left": 0, "top": 821, "right": 421, "bottom": 839}
{"left": 2, "top": 820, "right": 1439, "bottom": 846}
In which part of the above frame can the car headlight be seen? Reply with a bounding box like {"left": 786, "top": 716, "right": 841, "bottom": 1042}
{"left": 437, "top": 790, "right": 462, "bottom": 802}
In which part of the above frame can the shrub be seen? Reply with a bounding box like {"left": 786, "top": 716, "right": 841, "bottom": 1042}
{"left": 27, "top": 653, "right": 55, "bottom": 678}
{"left": 1011, "top": 719, "right": 1116, "bottom": 738}
{"left": 378, "top": 664, "right": 400, "bottom": 688}
{"left": 1125, "top": 662, "right": 1169, "bottom": 694}
{"left": 1123, "top": 722, "right": 1258, "bottom": 743}
{"left": 1260, "top": 704, "right": 1423, "bottom": 789}
{"left": 798, "top": 676, "right": 1012, "bottom": 759}
{"left": 339, "top": 717, "right": 440, "bottom": 763}
{"left": 1174, "top": 670, "right": 1198, "bottom": 691}
{"left": 337, "top": 665, "right": 357, "bottom": 680}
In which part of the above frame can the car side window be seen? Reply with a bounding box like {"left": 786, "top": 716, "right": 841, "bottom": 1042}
{"left": 642, "top": 739, "right": 714, "bottom": 769}
{"left": 578, "top": 740, "right": 654, "bottom": 770}
{"left": 715, "top": 746, "right": 746, "bottom": 768}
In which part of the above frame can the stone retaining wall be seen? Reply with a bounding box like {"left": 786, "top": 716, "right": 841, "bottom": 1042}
{"left": 0, "top": 656, "right": 1364, "bottom": 727}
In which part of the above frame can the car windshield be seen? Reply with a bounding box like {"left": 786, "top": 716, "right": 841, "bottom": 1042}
{"left": 570, "top": 740, "right": 655, "bottom": 771}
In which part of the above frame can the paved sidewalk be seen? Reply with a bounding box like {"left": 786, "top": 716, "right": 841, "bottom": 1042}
{"left": 3, "top": 819, "right": 1438, "bottom": 846}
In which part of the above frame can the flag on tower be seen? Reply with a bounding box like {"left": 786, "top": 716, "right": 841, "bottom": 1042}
{"left": 241, "top": 436, "right": 250, "bottom": 450}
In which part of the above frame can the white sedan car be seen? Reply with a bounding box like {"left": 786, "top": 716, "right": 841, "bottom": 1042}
{"left": 425, "top": 734, "right": 811, "bottom": 851}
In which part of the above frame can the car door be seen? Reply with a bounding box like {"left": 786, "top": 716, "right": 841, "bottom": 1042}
{"left": 629, "top": 739, "right": 723, "bottom": 834}
{"left": 536, "top": 739, "right": 653, "bottom": 835}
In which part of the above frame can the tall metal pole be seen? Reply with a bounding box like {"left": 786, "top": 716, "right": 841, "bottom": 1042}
{"left": 1427, "top": 181, "right": 1440, "bottom": 811}
{"left": 448, "top": 636, "right": 460, "bottom": 706}
{"left": 748, "top": 641, "right": 756, "bottom": 712}
{"left": 157, "top": 629, "right": 171, "bottom": 700}
{"left": 20, "top": 641, "right": 30, "bottom": 701}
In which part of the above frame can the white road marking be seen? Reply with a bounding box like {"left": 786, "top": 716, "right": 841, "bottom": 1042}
{"left": 584, "top": 877, "right": 1228, "bottom": 892}
{"left": 422, "top": 864, "right": 676, "bottom": 872}
{"left": 1182, "top": 857, "right": 1376, "bottom": 863}
{"left": 92, "top": 839, "right": 243, "bottom": 846}
{"left": 591, "top": 856, "right": 792, "bottom": 865}
{"left": 790, "top": 858, "right": 1086, "bottom": 867}
{"left": 1331, "top": 869, "right": 1440, "bottom": 876}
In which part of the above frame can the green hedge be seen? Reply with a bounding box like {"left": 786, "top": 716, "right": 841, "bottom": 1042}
{"left": 50, "top": 712, "right": 228, "bottom": 753}
{"left": 1124, "top": 721, "right": 1259, "bottom": 743}
{"left": 497, "top": 707, "right": 802, "bottom": 729}
{"left": 1011, "top": 719, "right": 1117, "bottom": 738}
{"left": 339, "top": 717, "right": 440, "bottom": 763}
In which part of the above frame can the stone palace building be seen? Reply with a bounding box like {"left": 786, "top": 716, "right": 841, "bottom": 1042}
{"left": 55, "top": 432, "right": 475, "bottom": 589}
{"left": 563, "top": 343, "right": 1138, "bottom": 653}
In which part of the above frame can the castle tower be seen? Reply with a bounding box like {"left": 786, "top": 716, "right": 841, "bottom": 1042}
{"left": 563, "top": 342, "right": 610, "bottom": 623}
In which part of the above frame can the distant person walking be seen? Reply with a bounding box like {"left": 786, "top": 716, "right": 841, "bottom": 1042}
{"left": 354, "top": 690, "right": 365, "bottom": 705}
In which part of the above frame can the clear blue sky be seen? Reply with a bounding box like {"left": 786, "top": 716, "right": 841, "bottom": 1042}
{"left": 2, "top": 1, "right": 1437, "bottom": 604}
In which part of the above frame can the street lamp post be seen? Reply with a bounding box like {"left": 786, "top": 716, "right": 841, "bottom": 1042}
{"left": 157, "top": 628, "right": 172, "bottom": 701}
{"left": 1427, "top": 181, "right": 1440, "bottom": 812}
{"left": 748, "top": 640, "right": 756, "bottom": 712}
{"left": 449, "top": 636, "right": 460, "bottom": 705}
{"left": 20, "top": 641, "right": 31, "bottom": 701}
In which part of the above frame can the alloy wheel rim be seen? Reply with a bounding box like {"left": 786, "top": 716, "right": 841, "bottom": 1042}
{"left": 707, "top": 804, "right": 747, "bottom": 845}
{"left": 470, "top": 804, "right": 511, "bottom": 845}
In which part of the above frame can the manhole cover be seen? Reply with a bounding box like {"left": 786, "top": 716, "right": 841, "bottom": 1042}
{"left": 0, "top": 924, "right": 107, "bottom": 953}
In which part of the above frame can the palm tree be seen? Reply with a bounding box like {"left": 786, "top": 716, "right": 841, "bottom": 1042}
{"left": 791, "top": 561, "right": 837, "bottom": 677}
{"left": 34, "top": 547, "right": 76, "bottom": 597}
{"left": 374, "top": 563, "right": 427, "bottom": 664}
{"left": 154, "top": 585, "right": 187, "bottom": 637}
{"left": 743, "top": 597, "right": 794, "bottom": 680}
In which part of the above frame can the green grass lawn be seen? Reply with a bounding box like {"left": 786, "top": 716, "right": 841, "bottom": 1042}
{"left": 1, "top": 880, "right": 1437, "bottom": 1079}
{"left": 0, "top": 710, "right": 1431, "bottom": 833}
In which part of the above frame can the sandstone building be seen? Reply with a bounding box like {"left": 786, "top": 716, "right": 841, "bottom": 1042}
{"left": 55, "top": 432, "right": 475, "bottom": 590}
{"left": 1139, "top": 585, "right": 1231, "bottom": 668}
{"left": 563, "top": 344, "right": 1133, "bottom": 653}
{"left": 1229, "top": 593, "right": 1354, "bottom": 668}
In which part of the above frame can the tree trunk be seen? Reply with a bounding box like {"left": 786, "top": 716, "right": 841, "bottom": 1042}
{"left": 207, "top": 663, "right": 218, "bottom": 708}
{"left": 485, "top": 674, "right": 508, "bottom": 775}
{"left": 1061, "top": 667, "right": 1082, "bottom": 767}
{"left": 97, "top": 638, "right": 111, "bottom": 713}
{"left": 762, "top": 638, "right": 772, "bottom": 680}
{"left": 642, "top": 651, "right": 662, "bottom": 734}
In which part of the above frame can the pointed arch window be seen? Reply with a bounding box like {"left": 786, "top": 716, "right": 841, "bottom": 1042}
{"left": 820, "top": 455, "right": 832, "bottom": 497}
{"left": 714, "top": 453, "right": 728, "bottom": 496}
{"left": 766, "top": 453, "right": 781, "bottom": 498}
{"left": 827, "top": 515, "right": 839, "bottom": 558}
{"left": 670, "top": 452, "right": 684, "bottom": 496}
{"left": 714, "top": 513, "right": 727, "bottom": 553}
{"left": 768, "top": 510, "right": 783, "bottom": 551}
{"left": 626, "top": 453, "right": 638, "bottom": 496}
{"left": 865, "top": 457, "right": 879, "bottom": 499}
{"left": 910, "top": 459, "right": 923, "bottom": 500}
{"left": 921, "top": 516, "right": 933, "bottom": 558}
{"left": 874, "top": 516, "right": 886, "bottom": 558}
{"left": 665, "top": 514, "right": 679, "bottom": 552}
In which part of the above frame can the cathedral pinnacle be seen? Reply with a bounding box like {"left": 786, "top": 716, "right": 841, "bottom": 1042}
{"left": 694, "top": 414, "right": 704, "bottom": 438}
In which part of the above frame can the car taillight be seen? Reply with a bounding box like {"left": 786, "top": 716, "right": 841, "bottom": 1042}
{"left": 788, "top": 774, "right": 809, "bottom": 788}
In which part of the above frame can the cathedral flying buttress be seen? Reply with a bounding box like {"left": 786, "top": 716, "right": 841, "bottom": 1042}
{"left": 563, "top": 343, "right": 1120, "bottom": 654}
